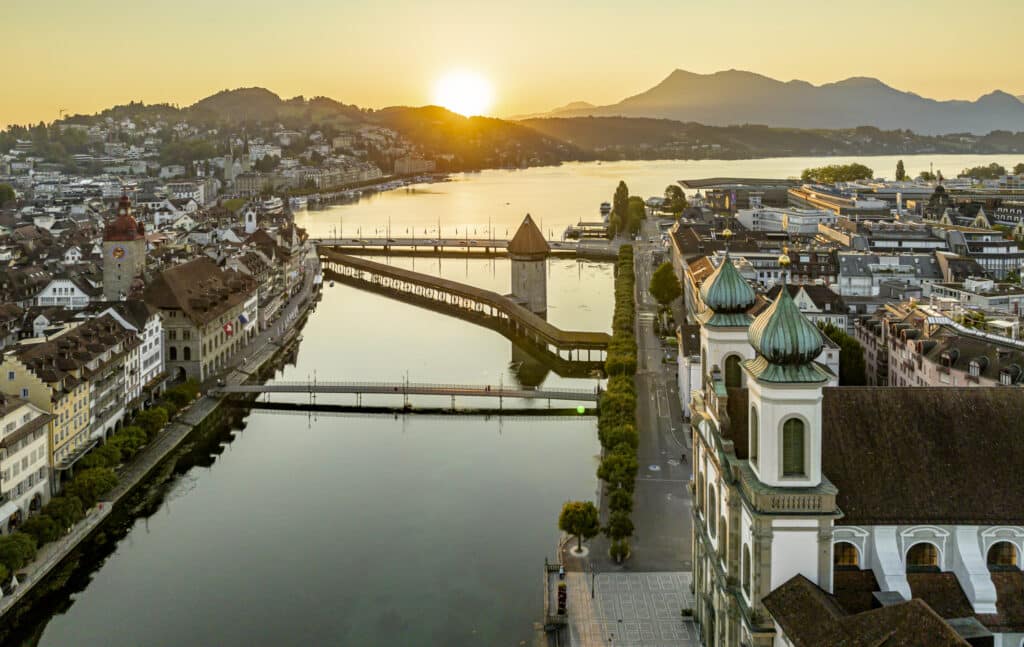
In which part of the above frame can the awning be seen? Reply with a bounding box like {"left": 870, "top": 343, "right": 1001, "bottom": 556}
{"left": 0, "top": 501, "right": 19, "bottom": 521}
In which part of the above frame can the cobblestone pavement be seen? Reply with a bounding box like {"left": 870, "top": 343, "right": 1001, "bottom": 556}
{"left": 565, "top": 572, "right": 698, "bottom": 646}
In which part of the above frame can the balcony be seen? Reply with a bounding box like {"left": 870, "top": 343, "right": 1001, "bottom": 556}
{"left": 736, "top": 463, "right": 839, "bottom": 516}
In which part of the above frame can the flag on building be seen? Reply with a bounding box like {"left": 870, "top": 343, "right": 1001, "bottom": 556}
{"left": 223, "top": 322, "right": 234, "bottom": 336}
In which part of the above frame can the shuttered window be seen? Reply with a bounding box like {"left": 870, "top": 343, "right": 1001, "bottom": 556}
{"left": 782, "top": 419, "right": 805, "bottom": 477}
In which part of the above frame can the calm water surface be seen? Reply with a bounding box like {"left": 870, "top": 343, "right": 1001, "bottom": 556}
{"left": 29, "top": 156, "right": 1012, "bottom": 646}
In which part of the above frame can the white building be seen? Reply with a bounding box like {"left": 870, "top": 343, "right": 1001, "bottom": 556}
{"left": 34, "top": 277, "right": 101, "bottom": 309}
{"left": 0, "top": 396, "right": 51, "bottom": 534}
{"left": 735, "top": 206, "right": 835, "bottom": 235}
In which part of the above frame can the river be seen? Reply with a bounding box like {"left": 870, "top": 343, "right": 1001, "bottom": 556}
{"left": 20, "top": 155, "right": 1014, "bottom": 646}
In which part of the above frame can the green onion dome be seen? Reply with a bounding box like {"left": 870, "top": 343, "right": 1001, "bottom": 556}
{"left": 700, "top": 255, "right": 756, "bottom": 314}
{"left": 748, "top": 285, "right": 824, "bottom": 366}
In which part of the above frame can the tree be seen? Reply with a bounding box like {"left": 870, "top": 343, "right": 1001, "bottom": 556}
{"left": 0, "top": 183, "right": 15, "bottom": 206}
{"left": 20, "top": 515, "right": 61, "bottom": 545}
{"left": 818, "top": 322, "right": 867, "bottom": 386}
{"left": 135, "top": 407, "right": 169, "bottom": 440}
{"left": 800, "top": 163, "right": 874, "bottom": 184}
{"left": 608, "top": 488, "right": 633, "bottom": 513}
{"left": 919, "top": 170, "right": 936, "bottom": 182}
{"left": 895, "top": 160, "right": 906, "bottom": 181}
{"left": 1014, "top": 163, "right": 1024, "bottom": 176}
{"left": 960, "top": 163, "right": 1006, "bottom": 181}
{"left": 558, "top": 501, "right": 601, "bottom": 552}
{"left": 626, "top": 196, "right": 646, "bottom": 235}
{"left": 606, "top": 510, "right": 635, "bottom": 540}
{"left": 649, "top": 262, "right": 682, "bottom": 306}
{"left": 44, "top": 496, "right": 84, "bottom": 529}
{"left": 613, "top": 181, "right": 629, "bottom": 222}
{"left": 64, "top": 468, "right": 118, "bottom": 508}
{"left": 0, "top": 533, "right": 37, "bottom": 572}
{"left": 664, "top": 185, "right": 687, "bottom": 214}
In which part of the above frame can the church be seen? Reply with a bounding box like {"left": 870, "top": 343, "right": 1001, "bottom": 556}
{"left": 689, "top": 247, "right": 1024, "bottom": 646}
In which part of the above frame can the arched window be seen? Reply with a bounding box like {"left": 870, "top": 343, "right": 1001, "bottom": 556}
{"left": 183, "top": 346, "right": 191, "bottom": 361}
{"left": 834, "top": 542, "right": 860, "bottom": 569}
{"left": 987, "top": 542, "right": 1019, "bottom": 571}
{"left": 708, "top": 485, "right": 717, "bottom": 538}
{"left": 749, "top": 406, "right": 759, "bottom": 465}
{"left": 725, "top": 355, "right": 742, "bottom": 388}
{"left": 782, "top": 419, "right": 806, "bottom": 477}
{"left": 906, "top": 543, "right": 940, "bottom": 571}
{"left": 169, "top": 346, "right": 177, "bottom": 361}
{"left": 742, "top": 545, "right": 752, "bottom": 597}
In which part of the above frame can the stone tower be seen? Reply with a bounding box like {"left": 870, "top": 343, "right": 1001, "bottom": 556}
{"left": 243, "top": 205, "right": 258, "bottom": 234}
{"left": 508, "top": 214, "right": 550, "bottom": 315}
{"left": 102, "top": 195, "right": 146, "bottom": 301}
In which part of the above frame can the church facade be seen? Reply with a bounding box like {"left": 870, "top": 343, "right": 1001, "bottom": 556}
{"left": 689, "top": 253, "right": 1024, "bottom": 646}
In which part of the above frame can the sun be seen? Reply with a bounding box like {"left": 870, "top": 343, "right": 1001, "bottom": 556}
{"left": 433, "top": 71, "right": 493, "bottom": 117}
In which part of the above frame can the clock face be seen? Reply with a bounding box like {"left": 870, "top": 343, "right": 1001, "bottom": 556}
{"left": 111, "top": 245, "right": 126, "bottom": 260}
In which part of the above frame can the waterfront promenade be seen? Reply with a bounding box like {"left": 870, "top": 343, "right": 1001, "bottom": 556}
{"left": 0, "top": 255, "right": 320, "bottom": 621}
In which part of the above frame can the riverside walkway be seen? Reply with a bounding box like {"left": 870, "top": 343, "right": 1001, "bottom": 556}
{"left": 210, "top": 380, "right": 599, "bottom": 403}
{"left": 319, "top": 250, "right": 611, "bottom": 362}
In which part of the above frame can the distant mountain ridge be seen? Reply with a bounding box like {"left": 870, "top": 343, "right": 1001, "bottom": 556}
{"left": 528, "top": 69, "right": 1024, "bottom": 135}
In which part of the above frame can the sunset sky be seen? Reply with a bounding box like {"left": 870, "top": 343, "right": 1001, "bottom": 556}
{"left": 4, "top": 0, "right": 1024, "bottom": 127}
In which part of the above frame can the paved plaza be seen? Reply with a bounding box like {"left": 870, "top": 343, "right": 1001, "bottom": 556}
{"left": 563, "top": 571, "right": 698, "bottom": 646}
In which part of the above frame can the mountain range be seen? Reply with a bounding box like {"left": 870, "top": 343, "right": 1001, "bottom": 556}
{"left": 522, "top": 69, "right": 1024, "bottom": 135}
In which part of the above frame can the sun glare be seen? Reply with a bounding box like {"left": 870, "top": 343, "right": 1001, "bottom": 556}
{"left": 433, "top": 71, "right": 493, "bottom": 117}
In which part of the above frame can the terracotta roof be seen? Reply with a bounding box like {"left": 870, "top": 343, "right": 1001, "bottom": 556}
{"left": 507, "top": 215, "right": 549, "bottom": 258}
{"left": 104, "top": 195, "right": 145, "bottom": 242}
{"left": 143, "top": 257, "right": 257, "bottom": 326}
{"left": 763, "top": 574, "right": 970, "bottom": 647}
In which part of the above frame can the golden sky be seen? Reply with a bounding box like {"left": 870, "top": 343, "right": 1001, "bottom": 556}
{"left": 3, "top": 0, "right": 1023, "bottom": 127}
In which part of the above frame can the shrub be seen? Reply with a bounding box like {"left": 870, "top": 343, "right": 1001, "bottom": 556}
{"left": 20, "top": 515, "right": 61, "bottom": 545}
{"left": 158, "top": 401, "right": 178, "bottom": 419}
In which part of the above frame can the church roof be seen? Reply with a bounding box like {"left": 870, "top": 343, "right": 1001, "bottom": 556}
{"left": 728, "top": 386, "right": 1024, "bottom": 526}
{"left": 507, "top": 214, "right": 549, "bottom": 258}
{"left": 763, "top": 575, "right": 970, "bottom": 647}
{"left": 698, "top": 255, "right": 756, "bottom": 327}
{"left": 746, "top": 283, "right": 828, "bottom": 383}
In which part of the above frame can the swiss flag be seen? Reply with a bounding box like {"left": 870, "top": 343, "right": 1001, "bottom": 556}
{"left": 223, "top": 322, "right": 234, "bottom": 336}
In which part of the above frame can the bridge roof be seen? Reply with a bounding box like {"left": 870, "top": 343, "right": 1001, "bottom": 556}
{"left": 321, "top": 249, "right": 609, "bottom": 348}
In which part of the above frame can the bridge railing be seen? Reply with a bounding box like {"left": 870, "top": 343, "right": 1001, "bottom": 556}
{"left": 247, "top": 380, "right": 598, "bottom": 396}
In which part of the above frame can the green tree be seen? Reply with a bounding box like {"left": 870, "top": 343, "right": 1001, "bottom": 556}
{"left": 20, "top": 515, "right": 61, "bottom": 545}
{"left": 0, "top": 183, "right": 15, "bottom": 206}
{"left": 801, "top": 163, "right": 874, "bottom": 184}
{"left": 612, "top": 181, "right": 629, "bottom": 222}
{"left": 44, "top": 496, "right": 84, "bottom": 529}
{"left": 960, "top": 163, "right": 1006, "bottom": 181}
{"left": 1014, "top": 163, "right": 1024, "bottom": 175}
{"left": 919, "top": 170, "right": 936, "bottom": 182}
{"left": 818, "top": 322, "right": 867, "bottom": 386}
{"left": 626, "top": 196, "right": 646, "bottom": 235}
{"left": 895, "top": 160, "right": 906, "bottom": 181}
{"left": 0, "top": 532, "right": 37, "bottom": 572}
{"left": 64, "top": 468, "right": 118, "bottom": 508}
{"left": 606, "top": 510, "right": 635, "bottom": 540}
{"left": 649, "top": 262, "right": 682, "bottom": 306}
{"left": 608, "top": 488, "right": 633, "bottom": 513}
{"left": 664, "top": 185, "right": 687, "bottom": 214}
{"left": 135, "top": 407, "right": 169, "bottom": 440}
{"left": 598, "top": 449, "right": 638, "bottom": 492}
{"left": 558, "top": 501, "right": 601, "bottom": 552}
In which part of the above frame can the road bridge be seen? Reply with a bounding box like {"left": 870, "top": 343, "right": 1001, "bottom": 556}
{"left": 319, "top": 250, "right": 611, "bottom": 365}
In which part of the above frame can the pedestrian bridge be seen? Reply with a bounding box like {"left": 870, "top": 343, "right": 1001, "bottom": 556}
{"left": 318, "top": 250, "right": 611, "bottom": 364}
{"left": 312, "top": 237, "right": 618, "bottom": 260}
{"left": 211, "top": 380, "right": 599, "bottom": 403}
